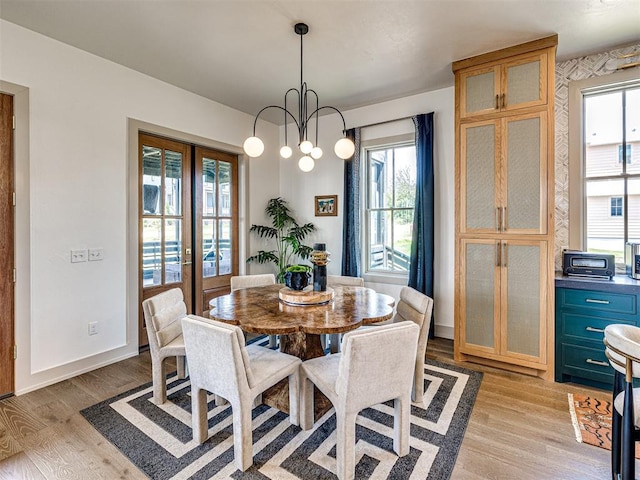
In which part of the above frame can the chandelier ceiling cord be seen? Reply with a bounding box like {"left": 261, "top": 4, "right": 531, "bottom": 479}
{"left": 243, "top": 22, "right": 355, "bottom": 172}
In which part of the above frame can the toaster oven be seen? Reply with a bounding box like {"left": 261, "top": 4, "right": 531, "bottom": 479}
{"left": 562, "top": 250, "right": 615, "bottom": 279}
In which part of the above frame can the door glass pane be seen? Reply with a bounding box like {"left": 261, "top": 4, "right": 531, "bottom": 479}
{"left": 586, "top": 178, "right": 625, "bottom": 264}
{"left": 203, "top": 158, "right": 216, "bottom": 216}
{"left": 507, "top": 116, "right": 540, "bottom": 230}
{"left": 465, "top": 124, "right": 495, "bottom": 229}
{"left": 165, "top": 150, "right": 182, "bottom": 216}
{"left": 465, "top": 242, "right": 495, "bottom": 348}
{"left": 142, "top": 218, "right": 161, "bottom": 286}
{"left": 368, "top": 210, "right": 390, "bottom": 270}
{"left": 506, "top": 60, "right": 541, "bottom": 105}
{"left": 465, "top": 70, "right": 495, "bottom": 113}
{"left": 203, "top": 220, "right": 216, "bottom": 278}
{"left": 142, "top": 146, "right": 161, "bottom": 215}
{"left": 219, "top": 161, "right": 231, "bottom": 217}
{"left": 506, "top": 244, "right": 540, "bottom": 357}
{"left": 164, "top": 219, "right": 182, "bottom": 284}
{"left": 219, "top": 219, "right": 232, "bottom": 275}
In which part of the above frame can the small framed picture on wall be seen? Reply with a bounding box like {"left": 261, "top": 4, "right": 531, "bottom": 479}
{"left": 315, "top": 195, "right": 338, "bottom": 216}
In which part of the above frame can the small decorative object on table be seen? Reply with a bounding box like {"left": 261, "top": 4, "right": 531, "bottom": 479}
{"left": 310, "top": 243, "right": 330, "bottom": 291}
{"left": 283, "top": 264, "right": 312, "bottom": 291}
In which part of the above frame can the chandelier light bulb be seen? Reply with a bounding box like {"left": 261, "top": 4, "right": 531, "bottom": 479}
{"left": 298, "top": 155, "right": 315, "bottom": 172}
{"left": 299, "top": 140, "right": 314, "bottom": 154}
{"left": 334, "top": 137, "right": 355, "bottom": 159}
{"left": 280, "top": 145, "right": 293, "bottom": 159}
{"left": 243, "top": 136, "right": 265, "bottom": 158}
{"left": 310, "top": 146, "right": 323, "bottom": 160}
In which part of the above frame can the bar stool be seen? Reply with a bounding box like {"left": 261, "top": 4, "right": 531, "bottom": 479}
{"left": 604, "top": 324, "right": 640, "bottom": 480}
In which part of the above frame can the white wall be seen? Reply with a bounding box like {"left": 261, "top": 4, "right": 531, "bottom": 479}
{"left": 1, "top": 20, "right": 280, "bottom": 394}
{"left": 279, "top": 88, "right": 455, "bottom": 338}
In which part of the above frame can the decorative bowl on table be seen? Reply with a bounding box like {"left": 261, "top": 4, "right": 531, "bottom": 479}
{"left": 284, "top": 271, "right": 311, "bottom": 291}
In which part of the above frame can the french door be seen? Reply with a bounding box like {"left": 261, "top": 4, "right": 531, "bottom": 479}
{"left": 138, "top": 133, "right": 238, "bottom": 346}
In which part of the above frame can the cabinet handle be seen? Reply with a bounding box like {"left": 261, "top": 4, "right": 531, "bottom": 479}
{"left": 585, "top": 298, "right": 610, "bottom": 305}
{"left": 496, "top": 207, "right": 502, "bottom": 232}
{"left": 585, "top": 326, "right": 605, "bottom": 333}
{"left": 586, "top": 358, "right": 609, "bottom": 367}
{"left": 496, "top": 242, "right": 501, "bottom": 267}
{"left": 495, "top": 94, "right": 500, "bottom": 109}
{"left": 502, "top": 206, "right": 507, "bottom": 231}
{"left": 501, "top": 93, "right": 506, "bottom": 109}
{"left": 502, "top": 241, "right": 507, "bottom": 267}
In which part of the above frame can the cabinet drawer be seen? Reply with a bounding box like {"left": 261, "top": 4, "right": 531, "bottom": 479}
{"left": 561, "top": 343, "right": 614, "bottom": 385}
{"left": 561, "top": 289, "right": 637, "bottom": 316}
{"left": 561, "top": 312, "right": 635, "bottom": 342}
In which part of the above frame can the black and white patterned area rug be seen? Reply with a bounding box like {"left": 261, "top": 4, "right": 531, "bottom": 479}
{"left": 81, "top": 345, "right": 482, "bottom": 479}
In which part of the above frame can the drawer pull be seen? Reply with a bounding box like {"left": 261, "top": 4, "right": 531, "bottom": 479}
{"left": 585, "top": 298, "right": 610, "bottom": 305}
{"left": 586, "top": 358, "right": 609, "bottom": 367}
{"left": 585, "top": 326, "right": 605, "bottom": 333}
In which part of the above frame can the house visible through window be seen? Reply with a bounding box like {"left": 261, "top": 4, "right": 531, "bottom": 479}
{"left": 583, "top": 83, "right": 640, "bottom": 265}
{"left": 364, "top": 143, "right": 416, "bottom": 273}
{"left": 611, "top": 196, "right": 623, "bottom": 216}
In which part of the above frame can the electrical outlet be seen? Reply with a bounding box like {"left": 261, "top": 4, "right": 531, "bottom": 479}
{"left": 71, "top": 249, "right": 87, "bottom": 263}
{"left": 88, "top": 248, "right": 104, "bottom": 261}
{"left": 88, "top": 321, "right": 98, "bottom": 335}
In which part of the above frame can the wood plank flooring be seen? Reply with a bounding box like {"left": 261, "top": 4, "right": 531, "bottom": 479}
{"left": 0, "top": 338, "right": 612, "bottom": 479}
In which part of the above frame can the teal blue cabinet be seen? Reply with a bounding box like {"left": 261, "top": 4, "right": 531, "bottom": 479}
{"left": 555, "top": 281, "right": 640, "bottom": 390}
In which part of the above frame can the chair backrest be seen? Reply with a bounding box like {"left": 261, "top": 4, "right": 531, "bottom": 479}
{"left": 230, "top": 274, "right": 276, "bottom": 291}
{"left": 604, "top": 324, "right": 640, "bottom": 377}
{"left": 337, "top": 321, "right": 419, "bottom": 412}
{"left": 182, "top": 315, "right": 254, "bottom": 402}
{"left": 394, "top": 286, "right": 434, "bottom": 360}
{"left": 327, "top": 275, "right": 364, "bottom": 287}
{"left": 142, "top": 288, "right": 186, "bottom": 353}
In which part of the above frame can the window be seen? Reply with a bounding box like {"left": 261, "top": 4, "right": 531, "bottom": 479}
{"left": 618, "top": 144, "right": 632, "bottom": 163}
{"left": 583, "top": 82, "right": 640, "bottom": 265}
{"left": 611, "top": 196, "right": 623, "bottom": 217}
{"left": 364, "top": 143, "right": 416, "bottom": 273}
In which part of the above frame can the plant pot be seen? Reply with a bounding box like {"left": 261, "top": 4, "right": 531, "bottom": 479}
{"left": 284, "top": 271, "right": 311, "bottom": 291}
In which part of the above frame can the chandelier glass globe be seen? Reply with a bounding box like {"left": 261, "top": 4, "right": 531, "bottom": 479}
{"left": 334, "top": 137, "right": 355, "bottom": 159}
{"left": 298, "top": 155, "right": 315, "bottom": 172}
{"left": 280, "top": 145, "right": 293, "bottom": 159}
{"left": 243, "top": 136, "right": 264, "bottom": 158}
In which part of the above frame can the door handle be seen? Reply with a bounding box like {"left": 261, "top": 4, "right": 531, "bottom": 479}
{"left": 182, "top": 261, "right": 192, "bottom": 265}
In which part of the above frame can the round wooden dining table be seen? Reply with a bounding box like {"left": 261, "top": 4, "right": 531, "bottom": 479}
{"left": 209, "top": 284, "right": 395, "bottom": 418}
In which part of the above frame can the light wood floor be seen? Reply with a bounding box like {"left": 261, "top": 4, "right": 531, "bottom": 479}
{"left": 0, "top": 338, "right": 612, "bottom": 479}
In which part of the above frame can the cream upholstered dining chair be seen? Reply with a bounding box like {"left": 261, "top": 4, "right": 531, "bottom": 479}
{"left": 604, "top": 324, "right": 640, "bottom": 480}
{"left": 230, "top": 274, "right": 277, "bottom": 347}
{"left": 182, "top": 315, "right": 301, "bottom": 472}
{"left": 300, "top": 321, "right": 419, "bottom": 480}
{"left": 141, "top": 288, "right": 188, "bottom": 405}
{"left": 325, "top": 275, "right": 365, "bottom": 353}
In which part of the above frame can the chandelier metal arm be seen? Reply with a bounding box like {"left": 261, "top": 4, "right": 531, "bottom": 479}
{"left": 304, "top": 105, "right": 349, "bottom": 135}
{"left": 251, "top": 104, "right": 301, "bottom": 136}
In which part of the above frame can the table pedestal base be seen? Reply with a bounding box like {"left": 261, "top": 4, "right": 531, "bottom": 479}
{"left": 262, "top": 332, "right": 332, "bottom": 421}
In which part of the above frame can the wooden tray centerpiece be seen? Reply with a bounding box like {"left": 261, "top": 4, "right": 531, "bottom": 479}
{"left": 279, "top": 286, "right": 334, "bottom": 306}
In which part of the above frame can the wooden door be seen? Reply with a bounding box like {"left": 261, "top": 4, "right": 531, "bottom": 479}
{"left": 139, "top": 134, "right": 192, "bottom": 346}
{"left": 459, "top": 64, "right": 501, "bottom": 119}
{"left": 0, "top": 93, "right": 15, "bottom": 397}
{"left": 502, "top": 52, "right": 548, "bottom": 113}
{"left": 194, "top": 147, "right": 238, "bottom": 315}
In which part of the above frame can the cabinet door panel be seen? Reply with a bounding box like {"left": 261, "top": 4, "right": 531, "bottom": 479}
{"left": 504, "top": 112, "right": 547, "bottom": 234}
{"left": 503, "top": 53, "right": 547, "bottom": 111}
{"left": 503, "top": 241, "right": 546, "bottom": 361}
{"left": 461, "top": 66, "right": 500, "bottom": 118}
{"left": 461, "top": 121, "right": 499, "bottom": 232}
{"left": 462, "top": 241, "right": 499, "bottom": 350}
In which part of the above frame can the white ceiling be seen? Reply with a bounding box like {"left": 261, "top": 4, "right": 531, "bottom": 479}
{"left": 1, "top": 0, "right": 639, "bottom": 124}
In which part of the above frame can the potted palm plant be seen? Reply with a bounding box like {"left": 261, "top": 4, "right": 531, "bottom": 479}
{"left": 247, "top": 197, "right": 316, "bottom": 283}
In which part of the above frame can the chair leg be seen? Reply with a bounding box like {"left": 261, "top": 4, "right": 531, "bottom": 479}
{"left": 192, "top": 387, "right": 209, "bottom": 444}
{"left": 336, "top": 411, "right": 357, "bottom": 480}
{"left": 612, "top": 370, "right": 623, "bottom": 480}
{"left": 176, "top": 355, "right": 187, "bottom": 379}
{"left": 412, "top": 358, "right": 424, "bottom": 404}
{"left": 393, "top": 395, "right": 411, "bottom": 457}
{"left": 622, "top": 379, "right": 635, "bottom": 480}
{"left": 232, "top": 402, "right": 253, "bottom": 471}
{"left": 288, "top": 371, "right": 300, "bottom": 426}
{"left": 300, "top": 374, "right": 315, "bottom": 430}
{"left": 152, "top": 357, "right": 167, "bottom": 405}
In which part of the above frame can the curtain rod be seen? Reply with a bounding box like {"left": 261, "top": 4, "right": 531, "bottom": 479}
{"left": 352, "top": 114, "right": 416, "bottom": 130}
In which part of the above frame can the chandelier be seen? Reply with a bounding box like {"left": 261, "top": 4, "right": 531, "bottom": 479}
{"left": 242, "top": 23, "right": 355, "bottom": 172}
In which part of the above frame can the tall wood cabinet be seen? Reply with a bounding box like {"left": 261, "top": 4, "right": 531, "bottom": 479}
{"left": 453, "top": 35, "right": 557, "bottom": 380}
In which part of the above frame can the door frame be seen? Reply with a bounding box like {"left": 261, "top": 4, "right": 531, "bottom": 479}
{"left": 127, "top": 119, "right": 248, "bottom": 349}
